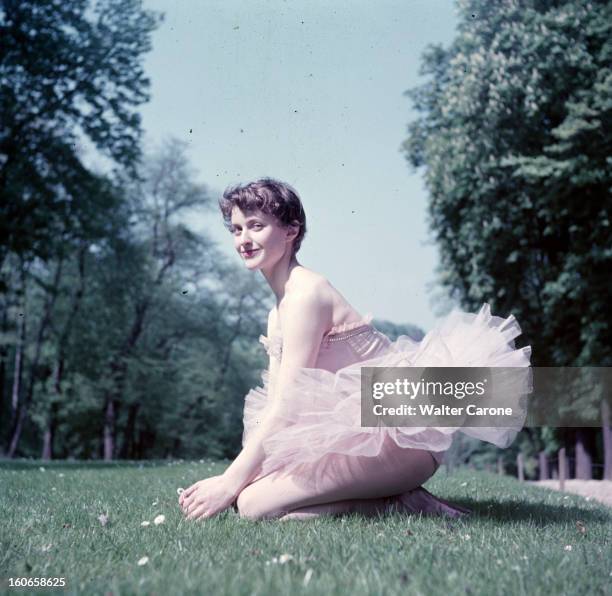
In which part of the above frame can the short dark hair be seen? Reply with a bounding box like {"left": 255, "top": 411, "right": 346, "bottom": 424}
{"left": 219, "top": 178, "right": 307, "bottom": 254}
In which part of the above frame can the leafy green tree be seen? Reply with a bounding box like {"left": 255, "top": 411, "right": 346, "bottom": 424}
{"left": 0, "top": 0, "right": 161, "bottom": 456}
{"left": 0, "top": 0, "right": 160, "bottom": 273}
{"left": 2, "top": 133, "right": 275, "bottom": 461}
{"left": 402, "top": 0, "right": 611, "bottom": 476}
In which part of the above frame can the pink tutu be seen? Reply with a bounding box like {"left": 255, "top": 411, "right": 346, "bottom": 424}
{"left": 242, "top": 303, "right": 532, "bottom": 482}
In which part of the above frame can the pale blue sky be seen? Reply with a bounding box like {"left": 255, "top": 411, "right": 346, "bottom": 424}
{"left": 141, "top": 0, "right": 460, "bottom": 330}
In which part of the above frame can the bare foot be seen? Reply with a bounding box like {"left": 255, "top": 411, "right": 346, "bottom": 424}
{"left": 279, "top": 489, "right": 471, "bottom": 521}
{"left": 390, "top": 486, "right": 471, "bottom": 519}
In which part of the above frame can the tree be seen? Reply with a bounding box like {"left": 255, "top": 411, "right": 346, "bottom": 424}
{"left": 402, "top": 0, "right": 611, "bottom": 476}
{"left": 0, "top": 0, "right": 161, "bottom": 273}
{"left": 1, "top": 133, "right": 275, "bottom": 461}
{"left": 0, "top": 0, "right": 161, "bottom": 457}
{"left": 97, "top": 139, "right": 213, "bottom": 459}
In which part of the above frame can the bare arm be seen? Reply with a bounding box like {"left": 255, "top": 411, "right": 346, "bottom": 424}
{"left": 222, "top": 288, "right": 331, "bottom": 495}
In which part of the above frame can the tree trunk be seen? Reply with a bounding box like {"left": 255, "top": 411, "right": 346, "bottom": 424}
{"left": 558, "top": 447, "right": 566, "bottom": 490}
{"left": 136, "top": 428, "right": 155, "bottom": 459}
{"left": 99, "top": 266, "right": 169, "bottom": 460}
{"left": 103, "top": 398, "right": 116, "bottom": 460}
{"left": 43, "top": 243, "right": 87, "bottom": 461}
{"left": 602, "top": 400, "right": 612, "bottom": 480}
{"left": 538, "top": 451, "right": 549, "bottom": 480}
{"left": 574, "top": 429, "right": 593, "bottom": 480}
{"left": 5, "top": 261, "right": 27, "bottom": 455}
{"left": 41, "top": 424, "right": 52, "bottom": 460}
{"left": 0, "top": 299, "right": 8, "bottom": 442}
{"left": 101, "top": 357, "right": 132, "bottom": 461}
{"left": 7, "top": 303, "right": 25, "bottom": 441}
{"left": 7, "top": 256, "right": 63, "bottom": 457}
{"left": 516, "top": 453, "right": 524, "bottom": 481}
{"left": 119, "top": 403, "right": 140, "bottom": 459}
{"left": 41, "top": 401, "right": 58, "bottom": 460}
{"left": 99, "top": 195, "right": 179, "bottom": 461}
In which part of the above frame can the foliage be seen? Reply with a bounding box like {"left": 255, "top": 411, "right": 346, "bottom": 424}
{"left": 1, "top": 138, "right": 273, "bottom": 460}
{"left": 0, "top": 0, "right": 161, "bottom": 269}
{"left": 402, "top": 0, "right": 612, "bottom": 462}
{"left": 402, "top": 0, "right": 611, "bottom": 368}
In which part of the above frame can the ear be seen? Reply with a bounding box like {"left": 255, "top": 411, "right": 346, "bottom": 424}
{"left": 286, "top": 220, "right": 300, "bottom": 241}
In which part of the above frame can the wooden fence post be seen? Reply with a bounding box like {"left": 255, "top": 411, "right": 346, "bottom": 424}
{"left": 497, "top": 456, "right": 504, "bottom": 476}
{"left": 559, "top": 447, "right": 566, "bottom": 491}
{"left": 517, "top": 453, "right": 524, "bottom": 482}
{"left": 539, "top": 451, "right": 548, "bottom": 480}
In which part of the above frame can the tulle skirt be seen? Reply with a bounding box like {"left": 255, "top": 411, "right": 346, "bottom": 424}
{"left": 242, "top": 304, "right": 532, "bottom": 484}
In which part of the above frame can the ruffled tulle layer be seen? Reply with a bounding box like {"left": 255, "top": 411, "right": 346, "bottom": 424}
{"left": 242, "top": 303, "right": 532, "bottom": 483}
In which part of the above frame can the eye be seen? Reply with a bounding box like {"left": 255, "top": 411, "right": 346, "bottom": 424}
{"left": 251, "top": 223, "right": 263, "bottom": 230}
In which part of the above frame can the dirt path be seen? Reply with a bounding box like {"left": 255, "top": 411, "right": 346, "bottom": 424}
{"left": 528, "top": 480, "right": 612, "bottom": 508}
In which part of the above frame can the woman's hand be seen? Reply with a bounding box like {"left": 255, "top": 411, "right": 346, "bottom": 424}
{"left": 179, "top": 474, "right": 237, "bottom": 521}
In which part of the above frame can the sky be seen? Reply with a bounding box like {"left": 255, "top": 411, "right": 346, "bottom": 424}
{"left": 140, "top": 0, "right": 460, "bottom": 331}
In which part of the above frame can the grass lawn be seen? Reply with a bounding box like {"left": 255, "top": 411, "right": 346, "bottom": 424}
{"left": 1, "top": 460, "right": 611, "bottom": 596}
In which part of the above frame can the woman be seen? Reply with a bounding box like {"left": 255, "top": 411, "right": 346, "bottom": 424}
{"left": 179, "top": 178, "right": 531, "bottom": 521}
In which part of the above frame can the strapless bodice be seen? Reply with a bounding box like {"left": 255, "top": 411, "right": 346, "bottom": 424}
{"left": 258, "top": 314, "right": 392, "bottom": 373}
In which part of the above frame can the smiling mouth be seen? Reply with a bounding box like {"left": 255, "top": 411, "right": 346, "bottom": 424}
{"left": 242, "top": 249, "right": 260, "bottom": 258}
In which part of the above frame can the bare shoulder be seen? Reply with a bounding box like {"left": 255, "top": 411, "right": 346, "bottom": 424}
{"left": 287, "top": 267, "right": 333, "bottom": 296}
{"left": 280, "top": 268, "right": 334, "bottom": 327}
{"left": 286, "top": 269, "right": 333, "bottom": 305}
{"left": 287, "top": 267, "right": 363, "bottom": 328}
{"left": 275, "top": 270, "right": 333, "bottom": 367}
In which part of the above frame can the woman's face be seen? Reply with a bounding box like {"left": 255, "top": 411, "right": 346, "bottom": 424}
{"left": 230, "top": 206, "right": 293, "bottom": 270}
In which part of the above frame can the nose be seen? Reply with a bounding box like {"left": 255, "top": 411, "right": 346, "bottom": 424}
{"left": 238, "top": 228, "right": 253, "bottom": 246}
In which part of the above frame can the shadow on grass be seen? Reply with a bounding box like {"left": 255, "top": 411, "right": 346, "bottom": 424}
{"left": 441, "top": 498, "right": 612, "bottom": 526}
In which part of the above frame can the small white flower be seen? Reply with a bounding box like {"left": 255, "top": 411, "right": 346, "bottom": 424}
{"left": 303, "top": 568, "right": 314, "bottom": 586}
{"left": 39, "top": 467, "right": 45, "bottom": 472}
{"left": 98, "top": 514, "right": 109, "bottom": 526}
{"left": 278, "top": 553, "right": 294, "bottom": 564}
{"left": 141, "top": 521, "right": 151, "bottom": 527}
{"left": 177, "top": 488, "right": 184, "bottom": 495}
{"left": 461, "top": 482, "right": 467, "bottom": 487}
{"left": 137, "top": 556, "right": 149, "bottom": 566}
{"left": 41, "top": 543, "right": 52, "bottom": 552}
{"left": 153, "top": 514, "right": 165, "bottom": 525}
{"left": 564, "top": 545, "right": 572, "bottom": 551}
{"left": 464, "top": 534, "right": 471, "bottom": 540}
{"left": 58, "top": 473, "right": 65, "bottom": 478}
{"left": 152, "top": 501, "right": 158, "bottom": 507}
